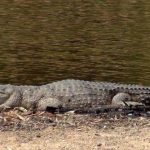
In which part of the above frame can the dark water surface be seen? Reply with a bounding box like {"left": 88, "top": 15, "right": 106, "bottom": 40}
{"left": 0, "top": 0, "right": 150, "bottom": 85}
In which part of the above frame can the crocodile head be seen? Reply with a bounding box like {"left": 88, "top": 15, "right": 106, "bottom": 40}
{"left": 0, "top": 85, "right": 14, "bottom": 105}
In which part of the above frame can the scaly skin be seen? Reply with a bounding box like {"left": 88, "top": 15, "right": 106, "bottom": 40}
{"left": 0, "top": 79, "right": 150, "bottom": 111}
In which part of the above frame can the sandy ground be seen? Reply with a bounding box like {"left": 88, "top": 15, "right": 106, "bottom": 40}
{"left": 0, "top": 111, "right": 150, "bottom": 150}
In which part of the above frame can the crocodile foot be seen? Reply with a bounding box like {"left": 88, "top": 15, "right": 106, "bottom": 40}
{"left": 0, "top": 104, "right": 11, "bottom": 112}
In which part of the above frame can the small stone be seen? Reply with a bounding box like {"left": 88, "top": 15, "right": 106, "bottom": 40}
{"left": 97, "top": 143, "right": 102, "bottom": 147}
{"left": 36, "top": 134, "right": 41, "bottom": 138}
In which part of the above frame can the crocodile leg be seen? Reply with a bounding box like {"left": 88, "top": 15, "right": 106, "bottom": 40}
{"left": 0, "top": 90, "right": 22, "bottom": 111}
{"left": 112, "top": 93, "right": 143, "bottom": 106}
{"left": 37, "top": 97, "right": 63, "bottom": 111}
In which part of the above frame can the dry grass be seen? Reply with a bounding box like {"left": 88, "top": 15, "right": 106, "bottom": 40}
{"left": 0, "top": 110, "right": 150, "bottom": 150}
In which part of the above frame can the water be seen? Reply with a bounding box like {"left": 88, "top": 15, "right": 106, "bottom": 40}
{"left": 0, "top": 0, "right": 150, "bottom": 85}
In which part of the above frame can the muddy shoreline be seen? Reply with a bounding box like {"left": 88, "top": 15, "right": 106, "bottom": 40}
{"left": 0, "top": 110, "right": 150, "bottom": 150}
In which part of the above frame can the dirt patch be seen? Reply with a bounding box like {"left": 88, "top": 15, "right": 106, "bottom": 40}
{"left": 0, "top": 110, "right": 150, "bottom": 150}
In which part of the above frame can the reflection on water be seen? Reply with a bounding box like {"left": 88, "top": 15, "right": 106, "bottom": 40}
{"left": 0, "top": 0, "right": 150, "bottom": 85}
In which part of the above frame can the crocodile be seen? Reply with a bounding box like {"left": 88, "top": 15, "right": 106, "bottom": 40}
{"left": 0, "top": 79, "right": 150, "bottom": 112}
